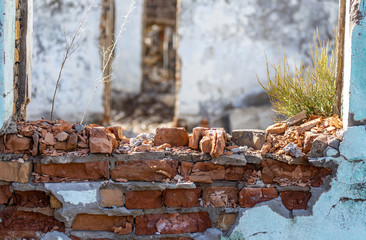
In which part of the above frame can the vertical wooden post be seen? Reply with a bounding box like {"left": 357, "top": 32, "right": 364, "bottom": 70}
{"left": 13, "top": 0, "right": 33, "bottom": 121}
{"left": 334, "top": 0, "right": 346, "bottom": 116}
{"left": 100, "top": 0, "right": 115, "bottom": 125}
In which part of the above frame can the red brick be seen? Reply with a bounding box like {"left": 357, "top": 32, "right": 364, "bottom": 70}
{"left": 280, "top": 191, "right": 311, "bottom": 210}
{"left": 180, "top": 162, "right": 193, "bottom": 178}
{"left": 1, "top": 134, "right": 31, "bottom": 153}
{"left": 154, "top": 127, "right": 189, "bottom": 147}
{"left": 189, "top": 127, "right": 208, "bottom": 149}
{"left": 239, "top": 187, "right": 278, "bottom": 208}
{"left": 225, "top": 164, "right": 258, "bottom": 181}
{"left": 111, "top": 160, "right": 178, "bottom": 182}
{"left": 163, "top": 188, "right": 201, "bottom": 208}
{"left": 135, "top": 212, "right": 211, "bottom": 235}
{"left": 0, "top": 161, "right": 32, "bottom": 183}
{"left": 34, "top": 161, "right": 109, "bottom": 182}
{"left": 99, "top": 188, "right": 123, "bottom": 208}
{"left": 10, "top": 191, "right": 50, "bottom": 208}
{"left": 72, "top": 214, "right": 133, "bottom": 234}
{"left": 125, "top": 190, "right": 162, "bottom": 209}
{"left": 217, "top": 213, "right": 238, "bottom": 231}
{"left": 261, "top": 159, "right": 332, "bottom": 187}
{"left": 189, "top": 162, "right": 225, "bottom": 183}
{"left": 107, "top": 126, "right": 124, "bottom": 140}
{"left": 89, "top": 127, "right": 117, "bottom": 153}
{"left": 203, "top": 187, "right": 238, "bottom": 208}
{"left": 0, "top": 209, "right": 65, "bottom": 232}
{"left": 199, "top": 129, "right": 227, "bottom": 158}
{"left": 52, "top": 120, "right": 72, "bottom": 133}
{"left": 0, "top": 185, "right": 12, "bottom": 204}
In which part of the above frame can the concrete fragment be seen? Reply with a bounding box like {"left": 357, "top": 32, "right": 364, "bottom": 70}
{"left": 41, "top": 231, "right": 72, "bottom": 240}
{"left": 323, "top": 146, "right": 339, "bottom": 157}
{"left": 328, "top": 137, "right": 340, "bottom": 149}
{"left": 284, "top": 143, "right": 304, "bottom": 158}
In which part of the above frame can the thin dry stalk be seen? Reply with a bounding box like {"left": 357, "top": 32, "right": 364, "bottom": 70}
{"left": 80, "top": 0, "right": 136, "bottom": 124}
{"left": 50, "top": 0, "right": 96, "bottom": 121}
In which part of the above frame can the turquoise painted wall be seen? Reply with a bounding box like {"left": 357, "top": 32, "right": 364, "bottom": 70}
{"left": 0, "top": 0, "right": 15, "bottom": 128}
{"left": 225, "top": 1, "right": 366, "bottom": 239}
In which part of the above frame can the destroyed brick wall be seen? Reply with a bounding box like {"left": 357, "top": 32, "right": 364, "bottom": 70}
{"left": 0, "top": 114, "right": 340, "bottom": 239}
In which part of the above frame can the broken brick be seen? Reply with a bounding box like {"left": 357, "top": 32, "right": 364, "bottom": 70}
{"left": 203, "top": 187, "right": 238, "bottom": 208}
{"left": 239, "top": 187, "right": 278, "bottom": 208}
{"left": 72, "top": 214, "right": 133, "bottom": 234}
{"left": 154, "top": 127, "right": 189, "bottom": 147}
{"left": 280, "top": 191, "right": 311, "bottom": 210}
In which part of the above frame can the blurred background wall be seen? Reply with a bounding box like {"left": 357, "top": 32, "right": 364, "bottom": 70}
{"left": 27, "top": 0, "right": 338, "bottom": 132}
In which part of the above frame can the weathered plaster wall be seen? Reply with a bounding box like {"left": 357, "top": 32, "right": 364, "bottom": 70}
{"left": 112, "top": 0, "right": 143, "bottom": 94}
{"left": 0, "top": 0, "right": 15, "bottom": 128}
{"left": 225, "top": 1, "right": 366, "bottom": 239}
{"left": 28, "top": 0, "right": 103, "bottom": 122}
{"left": 177, "top": 0, "right": 338, "bottom": 124}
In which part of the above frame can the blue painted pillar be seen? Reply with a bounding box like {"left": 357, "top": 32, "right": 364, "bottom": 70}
{"left": 343, "top": 0, "right": 366, "bottom": 127}
{"left": 0, "top": 0, "right": 15, "bottom": 128}
{"left": 340, "top": 0, "right": 366, "bottom": 160}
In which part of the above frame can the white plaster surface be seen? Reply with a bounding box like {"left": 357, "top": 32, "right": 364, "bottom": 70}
{"left": 177, "top": 0, "right": 338, "bottom": 124}
{"left": 28, "top": 0, "right": 103, "bottom": 122}
{"left": 57, "top": 189, "right": 97, "bottom": 206}
{"left": 112, "top": 0, "right": 143, "bottom": 94}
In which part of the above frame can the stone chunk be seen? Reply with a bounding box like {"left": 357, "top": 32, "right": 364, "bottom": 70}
{"left": 189, "top": 127, "right": 208, "bottom": 149}
{"left": 135, "top": 212, "right": 211, "bottom": 235}
{"left": 203, "top": 187, "right": 238, "bottom": 208}
{"left": 217, "top": 213, "right": 238, "bottom": 231}
{"left": 0, "top": 161, "right": 32, "bottom": 183}
{"left": 280, "top": 191, "right": 311, "bottom": 210}
{"left": 125, "top": 190, "right": 162, "bottom": 209}
{"left": 284, "top": 143, "right": 304, "bottom": 158}
{"left": 310, "top": 135, "right": 329, "bottom": 157}
{"left": 265, "top": 122, "right": 287, "bottom": 135}
{"left": 100, "top": 188, "right": 123, "bottom": 208}
{"left": 34, "top": 161, "right": 109, "bottom": 182}
{"left": 154, "top": 127, "right": 189, "bottom": 147}
{"left": 89, "top": 127, "right": 117, "bottom": 154}
{"left": 2, "top": 134, "right": 32, "bottom": 153}
{"left": 239, "top": 187, "right": 278, "bottom": 208}
{"left": 286, "top": 110, "right": 307, "bottom": 126}
{"left": 111, "top": 160, "right": 179, "bottom": 182}
{"left": 55, "top": 132, "right": 68, "bottom": 142}
{"left": 0, "top": 209, "right": 65, "bottom": 233}
{"left": 231, "top": 129, "right": 265, "bottom": 150}
{"left": 72, "top": 214, "right": 133, "bottom": 234}
{"left": 43, "top": 132, "right": 56, "bottom": 145}
{"left": 0, "top": 185, "right": 12, "bottom": 204}
{"left": 163, "top": 188, "right": 201, "bottom": 208}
